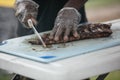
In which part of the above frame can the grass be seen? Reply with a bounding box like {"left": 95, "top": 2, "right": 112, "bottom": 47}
{"left": 0, "top": 75, "right": 11, "bottom": 80}
{"left": 86, "top": 0, "right": 120, "bottom": 9}
{"left": 106, "top": 70, "right": 120, "bottom": 80}
{"left": 90, "top": 70, "right": 120, "bottom": 80}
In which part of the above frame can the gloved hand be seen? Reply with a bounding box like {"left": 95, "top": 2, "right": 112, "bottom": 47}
{"left": 49, "top": 7, "right": 81, "bottom": 42}
{"left": 15, "top": 0, "right": 39, "bottom": 28}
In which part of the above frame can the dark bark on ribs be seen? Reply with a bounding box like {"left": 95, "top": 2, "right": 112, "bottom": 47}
{"left": 29, "top": 23, "right": 112, "bottom": 45}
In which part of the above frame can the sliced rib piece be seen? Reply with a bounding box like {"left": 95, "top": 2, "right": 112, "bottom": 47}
{"left": 29, "top": 23, "right": 112, "bottom": 45}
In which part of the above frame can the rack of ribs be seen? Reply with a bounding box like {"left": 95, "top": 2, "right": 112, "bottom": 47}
{"left": 28, "top": 23, "right": 112, "bottom": 45}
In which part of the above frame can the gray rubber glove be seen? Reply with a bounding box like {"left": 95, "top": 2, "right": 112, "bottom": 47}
{"left": 15, "top": 0, "right": 39, "bottom": 28}
{"left": 49, "top": 7, "right": 81, "bottom": 42}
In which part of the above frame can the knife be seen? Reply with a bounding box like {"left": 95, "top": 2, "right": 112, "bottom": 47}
{"left": 27, "top": 19, "right": 47, "bottom": 48}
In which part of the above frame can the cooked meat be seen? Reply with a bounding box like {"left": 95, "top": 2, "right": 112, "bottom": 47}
{"left": 29, "top": 23, "right": 112, "bottom": 45}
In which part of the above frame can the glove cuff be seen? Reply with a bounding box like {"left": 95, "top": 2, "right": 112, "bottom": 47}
{"left": 60, "top": 7, "right": 80, "bottom": 16}
{"left": 59, "top": 7, "right": 81, "bottom": 22}
{"left": 15, "top": 0, "right": 39, "bottom": 8}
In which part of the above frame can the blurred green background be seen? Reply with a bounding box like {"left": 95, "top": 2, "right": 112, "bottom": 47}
{"left": 86, "top": 0, "right": 120, "bottom": 8}
{"left": 86, "top": 1, "right": 120, "bottom": 78}
{"left": 0, "top": 0, "right": 120, "bottom": 80}
{"left": 86, "top": 0, "right": 120, "bottom": 22}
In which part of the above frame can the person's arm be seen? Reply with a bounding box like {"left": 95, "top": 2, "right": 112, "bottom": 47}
{"left": 64, "top": 0, "right": 88, "bottom": 10}
{"left": 50, "top": 0, "right": 88, "bottom": 41}
{"left": 15, "top": 0, "right": 39, "bottom": 28}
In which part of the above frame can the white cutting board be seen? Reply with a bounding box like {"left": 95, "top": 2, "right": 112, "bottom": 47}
{"left": 0, "top": 23, "right": 120, "bottom": 63}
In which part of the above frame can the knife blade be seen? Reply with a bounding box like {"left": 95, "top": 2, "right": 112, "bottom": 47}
{"left": 27, "top": 19, "right": 47, "bottom": 48}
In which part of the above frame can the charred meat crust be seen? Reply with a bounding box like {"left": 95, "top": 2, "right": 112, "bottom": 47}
{"left": 29, "top": 23, "right": 112, "bottom": 45}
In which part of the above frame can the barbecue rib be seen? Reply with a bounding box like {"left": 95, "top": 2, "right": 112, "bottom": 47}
{"left": 29, "top": 23, "right": 112, "bottom": 45}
